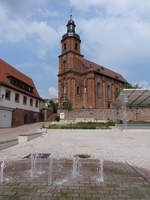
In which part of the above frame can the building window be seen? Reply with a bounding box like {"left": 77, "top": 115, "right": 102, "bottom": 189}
{"left": 5, "top": 89, "right": 11, "bottom": 100}
{"left": 15, "top": 93, "right": 19, "bottom": 103}
{"left": 77, "top": 86, "right": 80, "bottom": 95}
{"left": 23, "top": 96, "right": 27, "bottom": 105}
{"left": 30, "top": 98, "right": 33, "bottom": 106}
{"left": 97, "top": 82, "right": 101, "bottom": 97}
{"left": 106, "top": 85, "right": 111, "bottom": 99}
{"left": 63, "top": 60, "right": 66, "bottom": 70}
{"left": 64, "top": 43, "right": 66, "bottom": 51}
{"left": 115, "top": 88, "right": 119, "bottom": 99}
{"left": 63, "top": 80, "right": 66, "bottom": 95}
{"left": 8, "top": 75, "right": 33, "bottom": 94}
{"left": 84, "top": 80, "right": 87, "bottom": 93}
{"left": 75, "top": 43, "right": 78, "bottom": 50}
{"left": 35, "top": 100, "right": 38, "bottom": 108}
{"left": 108, "top": 103, "right": 111, "bottom": 109}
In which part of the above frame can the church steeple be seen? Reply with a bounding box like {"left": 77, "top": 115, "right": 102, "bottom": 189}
{"left": 62, "top": 11, "right": 80, "bottom": 41}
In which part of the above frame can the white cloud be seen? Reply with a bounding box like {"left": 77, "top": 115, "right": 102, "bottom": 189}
{"left": 0, "top": 0, "right": 49, "bottom": 18}
{"left": 35, "top": 9, "right": 59, "bottom": 18}
{"left": 71, "top": 0, "right": 104, "bottom": 10}
{"left": 71, "top": 0, "right": 150, "bottom": 79}
{"left": 48, "top": 87, "right": 58, "bottom": 98}
{"left": 71, "top": 0, "right": 150, "bottom": 17}
{"left": 0, "top": 2, "right": 59, "bottom": 59}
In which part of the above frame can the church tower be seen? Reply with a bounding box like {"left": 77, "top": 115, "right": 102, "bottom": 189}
{"left": 58, "top": 12, "right": 84, "bottom": 108}
{"left": 58, "top": 12, "right": 126, "bottom": 112}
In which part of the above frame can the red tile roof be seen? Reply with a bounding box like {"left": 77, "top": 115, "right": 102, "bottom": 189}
{"left": 83, "top": 59, "right": 126, "bottom": 83}
{"left": 0, "top": 59, "right": 41, "bottom": 99}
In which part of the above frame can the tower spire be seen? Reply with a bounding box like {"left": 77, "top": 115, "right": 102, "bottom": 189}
{"left": 70, "top": 5, "right": 72, "bottom": 19}
{"left": 62, "top": 7, "right": 80, "bottom": 41}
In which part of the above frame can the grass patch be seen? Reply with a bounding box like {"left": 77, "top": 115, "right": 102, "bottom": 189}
{"left": 49, "top": 122, "right": 114, "bottom": 129}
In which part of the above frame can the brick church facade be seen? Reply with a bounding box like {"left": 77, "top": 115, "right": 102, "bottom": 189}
{"left": 58, "top": 15, "right": 126, "bottom": 111}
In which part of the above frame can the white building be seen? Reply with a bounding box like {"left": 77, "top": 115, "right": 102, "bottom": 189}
{"left": 0, "top": 59, "right": 42, "bottom": 128}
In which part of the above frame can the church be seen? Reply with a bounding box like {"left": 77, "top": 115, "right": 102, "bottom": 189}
{"left": 58, "top": 14, "right": 126, "bottom": 112}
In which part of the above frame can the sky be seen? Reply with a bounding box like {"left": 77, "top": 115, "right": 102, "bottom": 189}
{"left": 0, "top": 0, "right": 150, "bottom": 98}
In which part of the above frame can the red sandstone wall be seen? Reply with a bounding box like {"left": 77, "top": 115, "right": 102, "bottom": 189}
{"left": 58, "top": 108, "right": 150, "bottom": 122}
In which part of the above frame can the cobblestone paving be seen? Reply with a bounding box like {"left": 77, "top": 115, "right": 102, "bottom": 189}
{"left": 0, "top": 158, "right": 150, "bottom": 200}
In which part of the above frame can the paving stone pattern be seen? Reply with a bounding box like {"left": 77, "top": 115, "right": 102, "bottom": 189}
{"left": 0, "top": 158, "right": 150, "bottom": 200}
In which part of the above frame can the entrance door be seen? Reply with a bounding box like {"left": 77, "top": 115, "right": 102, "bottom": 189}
{"left": 24, "top": 114, "right": 28, "bottom": 124}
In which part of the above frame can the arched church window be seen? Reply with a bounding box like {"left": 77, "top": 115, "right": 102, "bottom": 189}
{"left": 84, "top": 80, "right": 87, "bottom": 93}
{"left": 108, "top": 103, "right": 111, "bottom": 109}
{"left": 75, "top": 43, "right": 78, "bottom": 50}
{"left": 64, "top": 43, "right": 66, "bottom": 51}
{"left": 77, "top": 86, "right": 80, "bottom": 95}
{"left": 106, "top": 85, "right": 111, "bottom": 99}
{"left": 64, "top": 80, "right": 66, "bottom": 95}
{"left": 115, "top": 87, "right": 119, "bottom": 99}
{"left": 63, "top": 60, "right": 66, "bottom": 71}
{"left": 97, "top": 82, "right": 101, "bottom": 97}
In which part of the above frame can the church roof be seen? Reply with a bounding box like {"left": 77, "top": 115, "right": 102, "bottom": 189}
{"left": 83, "top": 59, "right": 126, "bottom": 83}
{"left": 0, "top": 59, "right": 41, "bottom": 99}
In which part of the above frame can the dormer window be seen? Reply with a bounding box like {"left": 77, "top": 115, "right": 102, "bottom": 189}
{"left": 8, "top": 75, "right": 33, "bottom": 94}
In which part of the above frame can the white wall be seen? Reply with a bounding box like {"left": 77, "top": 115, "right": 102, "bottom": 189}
{"left": 0, "top": 85, "right": 40, "bottom": 113}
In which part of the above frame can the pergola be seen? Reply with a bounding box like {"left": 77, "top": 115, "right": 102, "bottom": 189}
{"left": 113, "top": 89, "right": 150, "bottom": 128}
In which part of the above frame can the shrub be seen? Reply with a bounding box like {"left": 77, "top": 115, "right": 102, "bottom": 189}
{"left": 49, "top": 122, "right": 112, "bottom": 129}
{"left": 63, "top": 100, "right": 72, "bottom": 111}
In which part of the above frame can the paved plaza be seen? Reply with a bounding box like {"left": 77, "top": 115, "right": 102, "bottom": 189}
{"left": 0, "top": 122, "right": 48, "bottom": 143}
{"left": 0, "top": 129, "right": 150, "bottom": 169}
{"left": 0, "top": 128, "right": 150, "bottom": 199}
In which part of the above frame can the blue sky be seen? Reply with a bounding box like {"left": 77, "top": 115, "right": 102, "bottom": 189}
{"left": 0, "top": 0, "right": 150, "bottom": 98}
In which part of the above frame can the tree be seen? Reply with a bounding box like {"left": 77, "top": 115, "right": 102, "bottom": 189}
{"left": 114, "top": 90, "right": 120, "bottom": 99}
{"left": 125, "top": 82, "right": 141, "bottom": 89}
{"left": 49, "top": 100, "right": 58, "bottom": 113}
{"left": 63, "top": 100, "right": 72, "bottom": 111}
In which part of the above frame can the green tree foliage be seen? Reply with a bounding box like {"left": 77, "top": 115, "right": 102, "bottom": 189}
{"left": 125, "top": 82, "right": 141, "bottom": 89}
{"left": 49, "top": 100, "right": 58, "bottom": 113}
{"left": 114, "top": 90, "right": 120, "bottom": 99}
{"left": 63, "top": 100, "right": 72, "bottom": 111}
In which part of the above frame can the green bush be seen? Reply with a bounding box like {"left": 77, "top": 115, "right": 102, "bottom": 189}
{"left": 49, "top": 122, "right": 113, "bottom": 129}
{"left": 63, "top": 100, "right": 72, "bottom": 111}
